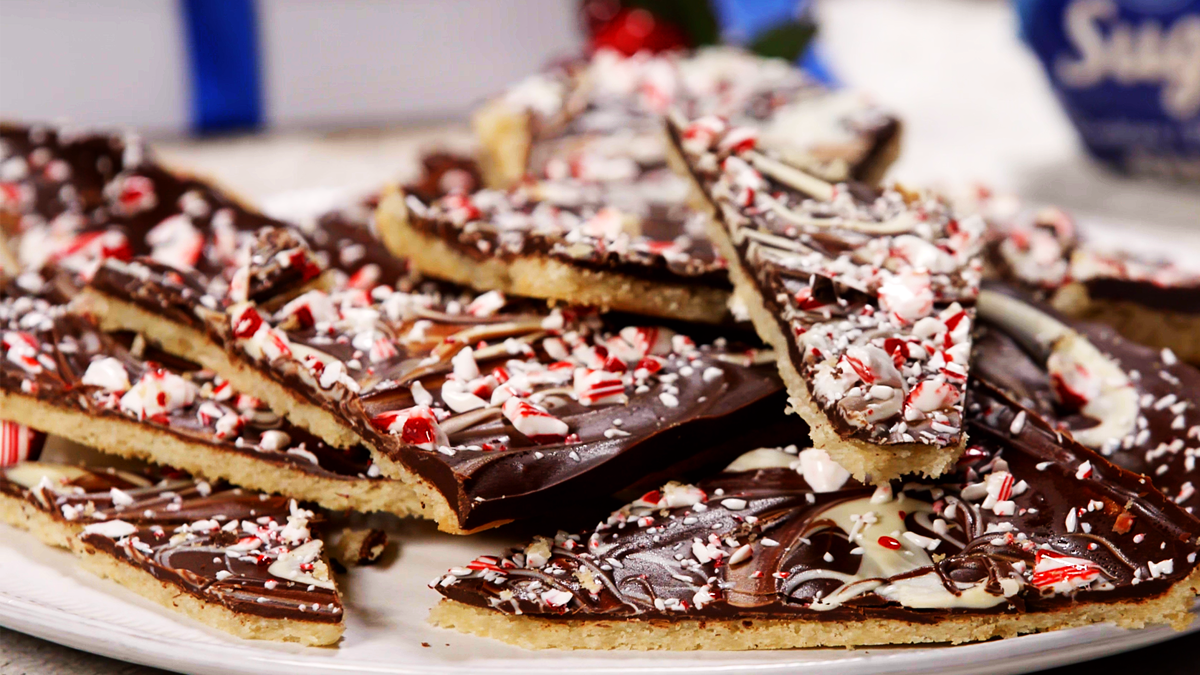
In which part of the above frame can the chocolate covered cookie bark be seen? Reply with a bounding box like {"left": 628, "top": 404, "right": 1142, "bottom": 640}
{"left": 474, "top": 47, "right": 899, "bottom": 189}
{"left": 667, "top": 113, "right": 984, "bottom": 482}
{"left": 0, "top": 123, "right": 302, "bottom": 291}
{"left": 429, "top": 380, "right": 1200, "bottom": 649}
{"left": 389, "top": 48, "right": 899, "bottom": 325}
{"left": 0, "top": 283, "right": 412, "bottom": 514}
{"left": 976, "top": 286, "right": 1200, "bottom": 514}
{"left": 84, "top": 240, "right": 808, "bottom": 532}
{"left": 985, "top": 205, "right": 1200, "bottom": 364}
{"left": 377, "top": 170, "right": 732, "bottom": 323}
{"left": 0, "top": 461, "right": 343, "bottom": 645}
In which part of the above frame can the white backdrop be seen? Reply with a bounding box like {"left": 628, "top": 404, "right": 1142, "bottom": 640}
{"left": 0, "top": 0, "right": 582, "bottom": 134}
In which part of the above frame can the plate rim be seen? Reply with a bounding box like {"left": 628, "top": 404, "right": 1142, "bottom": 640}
{"left": 1, "top": 559, "right": 1196, "bottom": 675}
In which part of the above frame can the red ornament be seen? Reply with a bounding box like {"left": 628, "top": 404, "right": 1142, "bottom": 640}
{"left": 590, "top": 7, "right": 688, "bottom": 56}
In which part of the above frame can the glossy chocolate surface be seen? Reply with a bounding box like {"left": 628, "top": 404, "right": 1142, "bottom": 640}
{"left": 404, "top": 172, "right": 729, "bottom": 288}
{"left": 0, "top": 123, "right": 286, "bottom": 285}
{"left": 0, "top": 289, "right": 376, "bottom": 481}
{"left": 434, "top": 381, "right": 1200, "bottom": 621}
{"left": 0, "top": 461, "right": 342, "bottom": 623}
{"left": 975, "top": 287, "right": 1200, "bottom": 514}
{"left": 670, "top": 115, "right": 984, "bottom": 449}
{"left": 213, "top": 284, "right": 807, "bottom": 529}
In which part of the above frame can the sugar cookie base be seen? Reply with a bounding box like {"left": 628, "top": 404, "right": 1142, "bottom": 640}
{"left": 428, "top": 577, "right": 1197, "bottom": 651}
{"left": 0, "top": 391, "right": 411, "bottom": 516}
{"left": 0, "top": 493, "right": 344, "bottom": 646}
{"left": 375, "top": 188, "right": 731, "bottom": 324}
{"left": 1052, "top": 283, "right": 1200, "bottom": 365}
{"left": 75, "top": 289, "right": 482, "bottom": 534}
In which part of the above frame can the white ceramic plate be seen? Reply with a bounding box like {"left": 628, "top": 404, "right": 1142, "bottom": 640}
{"left": 3, "top": 438, "right": 1199, "bottom": 675}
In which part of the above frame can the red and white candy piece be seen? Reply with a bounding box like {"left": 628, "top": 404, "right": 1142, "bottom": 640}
{"left": 49, "top": 230, "right": 133, "bottom": 272}
{"left": 1047, "top": 349, "right": 1101, "bottom": 411}
{"left": 905, "top": 378, "right": 959, "bottom": 416}
{"left": 1, "top": 421, "right": 46, "bottom": 467}
{"left": 440, "top": 379, "right": 489, "bottom": 413}
{"left": 371, "top": 405, "right": 449, "bottom": 451}
{"left": 1029, "top": 549, "right": 1102, "bottom": 593}
{"left": 680, "top": 115, "right": 727, "bottom": 155}
{"left": 111, "top": 174, "right": 158, "bottom": 215}
{"left": 878, "top": 270, "right": 935, "bottom": 325}
{"left": 617, "top": 326, "right": 674, "bottom": 360}
{"left": 581, "top": 208, "right": 625, "bottom": 240}
{"left": 146, "top": 214, "right": 204, "bottom": 269}
{"left": 3, "top": 331, "right": 44, "bottom": 374}
{"left": 638, "top": 482, "right": 706, "bottom": 508}
{"left": 718, "top": 126, "right": 757, "bottom": 154}
{"left": 465, "top": 290, "right": 507, "bottom": 318}
{"left": 573, "top": 367, "right": 628, "bottom": 406}
{"left": 502, "top": 398, "right": 569, "bottom": 445}
{"left": 119, "top": 369, "right": 197, "bottom": 420}
{"left": 82, "top": 357, "right": 131, "bottom": 393}
{"left": 279, "top": 291, "right": 339, "bottom": 329}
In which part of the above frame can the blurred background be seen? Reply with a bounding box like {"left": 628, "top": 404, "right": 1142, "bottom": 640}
{"left": 2, "top": 0, "right": 1197, "bottom": 256}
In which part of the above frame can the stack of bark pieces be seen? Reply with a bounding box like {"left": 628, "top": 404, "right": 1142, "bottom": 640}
{"left": 1, "top": 46, "right": 1199, "bottom": 651}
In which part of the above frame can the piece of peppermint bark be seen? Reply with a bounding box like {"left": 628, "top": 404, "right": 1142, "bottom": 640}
{"left": 975, "top": 286, "right": 1200, "bottom": 515}
{"left": 0, "top": 460, "right": 344, "bottom": 645}
{"left": 667, "top": 113, "right": 985, "bottom": 482}
{"left": 429, "top": 381, "right": 1200, "bottom": 650}
{"left": 474, "top": 46, "right": 900, "bottom": 189}
{"left": 85, "top": 247, "right": 806, "bottom": 533}
{"left": 982, "top": 204, "right": 1200, "bottom": 364}
{"left": 222, "top": 286, "right": 810, "bottom": 533}
{"left": 443, "top": 48, "right": 898, "bottom": 323}
{"left": 0, "top": 282, "right": 410, "bottom": 514}
{"left": 0, "top": 123, "right": 300, "bottom": 289}
{"left": 377, "top": 171, "right": 732, "bottom": 323}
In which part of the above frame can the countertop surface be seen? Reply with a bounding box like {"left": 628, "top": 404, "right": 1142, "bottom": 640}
{"left": 3, "top": 0, "right": 1198, "bottom": 673}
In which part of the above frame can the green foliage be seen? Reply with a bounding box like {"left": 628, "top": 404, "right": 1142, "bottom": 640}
{"left": 748, "top": 21, "right": 817, "bottom": 62}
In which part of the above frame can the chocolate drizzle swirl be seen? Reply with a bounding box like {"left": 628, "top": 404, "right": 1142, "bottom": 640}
{"left": 433, "top": 380, "right": 1200, "bottom": 622}
{"left": 668, "top": 114, "right": 984, "bottom": 449}
{"left": 0, "top": 289, "right": 376, "bottom": 482}
{"left": 0, "top": 462, "right": 342, "bottom": 623}
{"left": 975, "top": 285, "right": 1200, "bottom": 514}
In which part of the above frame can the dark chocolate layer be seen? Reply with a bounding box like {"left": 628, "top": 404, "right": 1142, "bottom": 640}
{"left": 668, "top": 114, "right": 984, "bottom": 449}
{"left": 1, "top": 289, "right": 377, "bottom": 482}
{"left": 1, "top": 123, "right": 285, "bottom": 285}
{"left": 92, "top": 234, "right": 807, "bottom": 530}
{"left": 213, "top": 286, "right": 806, "bottom": 530}
{"left": 404, "top": 173, "right": 730, "bottom": 289}
{"left": 975, "top": 285, "right": 1199, "bottom": 514}
{"left": 434, "top": 380, "right": 1200, "bottom": 622}
{"left": 0, "top": 461, "right": 342, "bottom": 623}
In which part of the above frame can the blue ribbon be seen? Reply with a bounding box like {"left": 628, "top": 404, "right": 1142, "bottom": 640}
{"left": 180, "top": 0, "right": 263, "bottom": 134}
{"left": 709, "top": 0, "right": 836, "bottom": 86}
